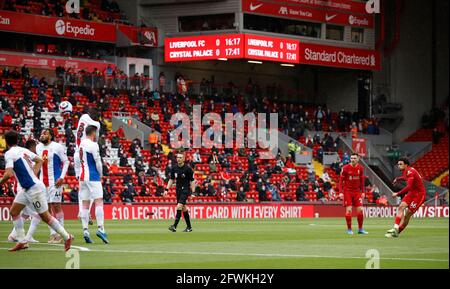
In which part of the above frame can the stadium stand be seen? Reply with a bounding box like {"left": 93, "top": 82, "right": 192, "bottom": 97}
{"left": 0, "top": 63, "right": 385, "bottom": 206}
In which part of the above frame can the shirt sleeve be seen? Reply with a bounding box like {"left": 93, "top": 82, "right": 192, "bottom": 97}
{"left": 360, "top": 167, "right": 365, "bottom": 194}
{"left": 26, "top": 149, "right": 39, "bottom": 162}
{"left": 169, "top": 167, "right": 175, "bottom": 180}
{"left": 57, "top": 144, "right": 69, "bottom": 179}
{"left": 339, "top": 167, "right": 346, "bottom": 192}
{"left": 5, "top": 152, "right": 14, "bottom": 169}
{"left": 93, "top": 143, "right": 103, "bottom": 178}
{"left": 397, "top": 175, "right": 414, "bottom": 196}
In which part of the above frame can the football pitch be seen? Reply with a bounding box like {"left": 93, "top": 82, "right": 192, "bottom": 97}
{"left": 0, "top": 218, "right": 448, "bottom": 269}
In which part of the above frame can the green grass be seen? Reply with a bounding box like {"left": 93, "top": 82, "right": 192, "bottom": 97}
{"left": 0, "top": 218, "right": 448, "bottom": 269}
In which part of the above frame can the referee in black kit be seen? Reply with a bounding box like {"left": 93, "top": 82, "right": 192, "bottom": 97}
{"left": 164, "top": 152, "right": 196, "bottom": 232}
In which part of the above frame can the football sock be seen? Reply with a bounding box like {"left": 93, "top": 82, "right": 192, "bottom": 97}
{"left": 183, "top": 211, "right": 191, "bottom": 228}
{"left": 81, "top": 208, "right": 89, "bottom": 230}
{"left": 47, "top": 217, "right": 69, "bottom": 241}
{"left": 95, "top": 205, "right": 105, "bottom": 232}
{"left": 174, "top": 210, "right": 182, "bottom": 228}
{"left": 345, "top": 213, "right": 352, "bottom": 230}
{"left": 394, "top": 215, "right": 402, "bottom": 229}
{"left": 25, "top": 215, "right": 41, "bottom": 241}
{"left": 12, "top": 215, "right": 25, "bottom": 243}
{"left": 357, "top": 212, "right": 364, "bottom": 230}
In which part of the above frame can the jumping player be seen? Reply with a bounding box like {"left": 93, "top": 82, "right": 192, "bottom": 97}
{"left": 36, "top": 128, "right": 69, "bottom": 243}
{"left": 385, "top": 157, "right": 426, "bottom": 238}
{"left": 75, "top": 108, "right": 101, "bottom": 221}
{"left": 0, "top": 130, "right": 73, "bottom": 252}
{"left": 78, "top": 125, "right": 108, "bottom": 244}
{"left": 339, "top": 153, "right": 368, "bottom": 235}
{"left": 164, "top": 153, "right": 196, "bottom": 232}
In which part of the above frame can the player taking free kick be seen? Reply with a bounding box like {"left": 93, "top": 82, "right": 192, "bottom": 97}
{"left": 385, "top": 157, "right": 426, "bottom": 238}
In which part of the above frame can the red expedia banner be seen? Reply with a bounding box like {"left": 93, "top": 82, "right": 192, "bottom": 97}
{"left": 244, "top": 34, "right": 300, "bottom": 64}
{"left": 0, "top": 52, "right": 115, "bottom": 72}
{"left": 299, "top": 42, "right": 381, "bottom": 70}
{"left": 242, "top": 0, "right": 374, "bottom": 28}
{"left": 0, "top": 204, "right": 448, "bottom": 221}
{"left": 0, "top": 10, "right": 116, "bottom": 42}
{"left": 164, "top": 34, "right": 244, "bottom": 62}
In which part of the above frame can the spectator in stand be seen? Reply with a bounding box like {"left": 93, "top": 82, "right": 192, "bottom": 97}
{"left": 137, "top": 171, "right": 147, "bottom": 187}
{"left": 237, "top": 187, "right": 247, "bottom": 202}
{"left": 159, "top": 72, "right": 166, "bottom": 92}
{"left": 3, "top": 81, "right": 14, "bottom": 94}
{"left": 2, "top": 111, "right": 13, "bottom": 127}
{"left": 314, "top": 106, "right": 326, "bottom": 122}
{"left": 257, "top": 178, "right": 267, "bottom": 202}
{"left": 21, "top": 65, "right": 30, "bottom": 79}
{"left": 296, "top": 181, "right": 309, "bottom": 201}
{"left": 11, "top": 68, "right": 20, "bottom": 79}
{"left": 192, "top": 150, "right": 202, "bottom": 165}
{"left": 2, "top": 67, "right": 10, "bottom": 78}
{"left": 120, "top": 185, "right": 135, "bottom": 203}
{"left": 267, "top": 181, "right": 282, "bottom": 202}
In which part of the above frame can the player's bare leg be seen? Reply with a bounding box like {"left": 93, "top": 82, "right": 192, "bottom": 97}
{"left": 94, "top": 198, "right": 109, "bottom": 244}
{"left": 182, "top": 205, "right": 192, "bottom": 232}
{"left": 356, "top": 206, "right": 368, "bottom": 234}
{"left": 49, "top": 203, "right": 64, "bottom": 243}
{"left": 345, "top": 206, "right": 353, "bottom": 234}
{"left": 398, "top": 209, "right": 414, "bottom": 235}
{"left": 169, "top": 203, "right": 184, "bottom": 232}
{"left": 386, "top": 202, "right": 408, "bottom": 237}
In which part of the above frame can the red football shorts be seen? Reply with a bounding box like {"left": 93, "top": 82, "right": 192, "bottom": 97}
{"left": 343, "top": 191, "right": 363, "bottom": 207}
{"left": 402, "top": 192, "right": 426, "bottom": 214}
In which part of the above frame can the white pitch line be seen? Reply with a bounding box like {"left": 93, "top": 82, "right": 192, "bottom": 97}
{"left": 0, "top": 246, "right": 447, "bottom": 263}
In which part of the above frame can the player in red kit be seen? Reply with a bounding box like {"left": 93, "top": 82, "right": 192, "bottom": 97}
{"left": 339, "top": 153, "right": 368, "bottom": 235}
{"left": 385, "top": 157, "right": 426, "bottom": 238}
